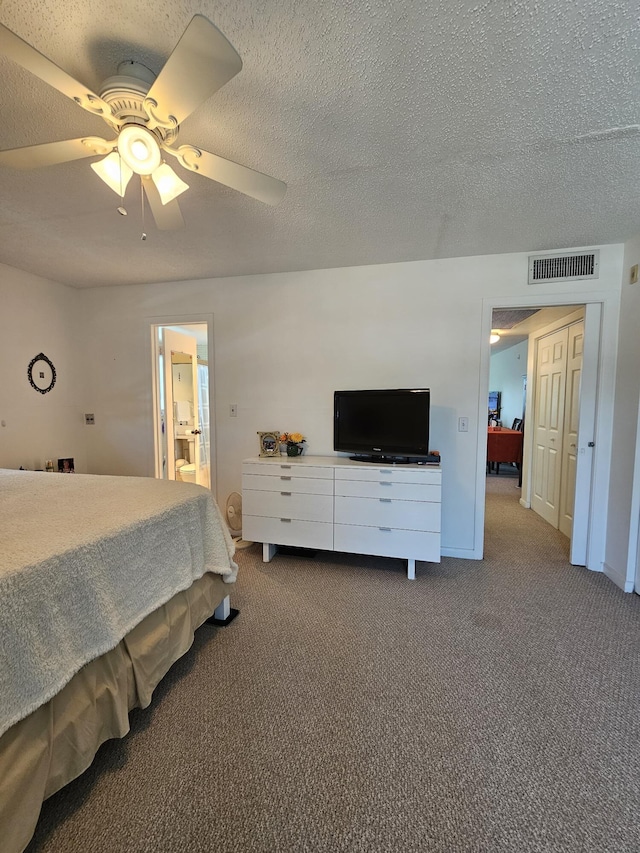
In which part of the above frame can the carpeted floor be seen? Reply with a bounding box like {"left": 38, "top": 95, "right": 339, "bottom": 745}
{"left": 26, "top": 478, "right": 640, "bottom": 852}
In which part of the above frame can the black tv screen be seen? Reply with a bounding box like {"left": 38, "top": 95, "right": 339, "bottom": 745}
{"left": 334, "top": 389, "right": 430, "bottom": 462}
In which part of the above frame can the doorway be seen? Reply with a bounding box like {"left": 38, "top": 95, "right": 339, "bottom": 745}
{"left": 485, "top": 303, "right": 594, "bottom": 567}
{"left": 151, "top": 322, "right": 212, "bottom": 489}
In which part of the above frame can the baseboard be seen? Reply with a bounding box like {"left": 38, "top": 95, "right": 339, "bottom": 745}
{"left": 603, "top": 562, "right": 635, "bottom": 593}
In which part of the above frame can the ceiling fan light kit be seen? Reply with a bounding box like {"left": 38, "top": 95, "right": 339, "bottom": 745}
{"left": 90, "top": 151, "right": 133, "bottom": 196}
{"left": 0, "top": 15, "right": 286, "bottom": 230}
{"left": 117, "top": 125, "right": 162, "bottom": 175}
{"left": 151, "top": 162, "right": 189, "bottom": 205}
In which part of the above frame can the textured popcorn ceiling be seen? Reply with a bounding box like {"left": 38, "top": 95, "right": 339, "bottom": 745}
{"left": 0, "top": 1, "right": 638, "bottom": 288}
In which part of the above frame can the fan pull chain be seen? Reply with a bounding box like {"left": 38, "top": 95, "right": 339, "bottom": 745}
{"left": 140, "top": 177, "right": 147, "bottom": 241}
{"left": 117, "top": 151, "right": 127, "bottom": 217}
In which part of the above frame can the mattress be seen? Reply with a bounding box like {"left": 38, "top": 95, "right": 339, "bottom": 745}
{"left": 0, "top": 468, "right": 237, "bottom": 736}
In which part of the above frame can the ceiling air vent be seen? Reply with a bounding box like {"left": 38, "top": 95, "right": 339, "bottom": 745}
{"left": 528, "top": 250, "right": 599, "bottom": 284}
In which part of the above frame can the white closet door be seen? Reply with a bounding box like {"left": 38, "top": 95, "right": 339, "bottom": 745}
{"left": 532, "top": 327, "right": 568, "bottom": 527}
{"left": 559, "top": 322, "right": 584, "bottom": 538}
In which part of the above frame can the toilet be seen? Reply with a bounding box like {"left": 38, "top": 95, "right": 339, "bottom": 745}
{"left": 179, "top": 463, "right": 197, "bottom": 484}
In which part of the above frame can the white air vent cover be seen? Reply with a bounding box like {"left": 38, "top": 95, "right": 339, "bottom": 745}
{"left": 528, "top": 250, "right": 599, "bottom": 284}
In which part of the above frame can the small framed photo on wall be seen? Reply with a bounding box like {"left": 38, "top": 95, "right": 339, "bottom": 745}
{"left": 258, "top": 432, "right": 280, "bottom": 457}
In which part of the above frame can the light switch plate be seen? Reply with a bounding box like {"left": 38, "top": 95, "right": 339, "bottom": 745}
{"left": 630, "top": 264, "right": 638, "bottom": 285}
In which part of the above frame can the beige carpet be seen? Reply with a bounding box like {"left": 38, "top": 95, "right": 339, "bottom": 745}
{"left": 27, "top": 478, "right": 640, "bottom": 852}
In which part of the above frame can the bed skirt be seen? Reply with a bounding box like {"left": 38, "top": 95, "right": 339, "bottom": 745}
{"left": 0, "top": 571, "right": 228, "bottom": 853}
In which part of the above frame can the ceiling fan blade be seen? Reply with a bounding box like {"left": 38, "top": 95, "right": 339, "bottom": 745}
{"left": 0, "top": 136, "right": 116, "bottom": 169}
{"left": 144, "top": 15, "right": 242, "bottom": 129}
{"left": 0, "top": 23, "right": 112, "bottom": 118}
{"left": 142, "top": 176, "right": 185, "bottom": 230}
{"left": 165, "top": 144, "right": 286, "bottom": 206}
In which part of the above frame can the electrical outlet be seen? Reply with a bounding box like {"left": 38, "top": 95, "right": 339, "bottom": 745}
{"left": 458, "top": 417, "right": 469, "bottom": 432}
{"left": 84, "top": 413, "right": 95, "bottom": 425}
{"left": 230, "top": 404, "right": 238, "bottom": 417}
{"left": 630, "top": 264, "right": 638, "bottom": 285}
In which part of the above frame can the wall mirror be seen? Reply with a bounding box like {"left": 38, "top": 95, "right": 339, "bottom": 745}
{"left": 27, "top": 353, "right": 56, "bottom": 394}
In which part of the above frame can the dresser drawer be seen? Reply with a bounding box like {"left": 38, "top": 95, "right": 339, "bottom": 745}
{"left": 244, "top": 515, "right": 333, "bottom": 551}
{"left": 335, "top": 466, "right": 441, "bottom": 485}
{"left": 334, "top": 524, "right": 441, "bottom": 562}
{"left": 335, "top": 478, "right": 441, "bottom": 502}
{"left": 242, "top": 473, "right": 334, "bottom": 496}
{"left": 243, "top": 461, "right": 333, "bottom": 479}
{"left": 334, "top": 496, "right": 440, "bottom": 532}
{"left": 244, "top": 490, "right": 333, "bottom": 523}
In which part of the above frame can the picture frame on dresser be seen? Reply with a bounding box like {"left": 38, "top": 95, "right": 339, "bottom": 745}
{"left": 257, "top": 431, "right": 281, "bottom": 456}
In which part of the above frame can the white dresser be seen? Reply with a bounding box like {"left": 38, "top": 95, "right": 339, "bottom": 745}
{"left": 242, "top": 456, "right": 441, "bottom": 579}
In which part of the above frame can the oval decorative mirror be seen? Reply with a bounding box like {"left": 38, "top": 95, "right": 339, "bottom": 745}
{"left": 27, "top": 352, "right": 56, "bottom": 394}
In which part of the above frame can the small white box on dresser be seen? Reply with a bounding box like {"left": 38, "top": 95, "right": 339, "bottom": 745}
{"left": 242, "top": 456, "right": 441, "bottom": 579}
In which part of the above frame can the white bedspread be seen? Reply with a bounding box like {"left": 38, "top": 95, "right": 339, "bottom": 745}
{"left": 0, "top": 469, "right": 237, "bottom": 737}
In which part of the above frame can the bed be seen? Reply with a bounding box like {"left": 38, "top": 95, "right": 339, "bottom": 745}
{"left": 0, "top": 469, "right": 238, "bottom": 853}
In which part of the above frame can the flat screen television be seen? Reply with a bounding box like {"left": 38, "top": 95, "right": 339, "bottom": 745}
{"left": 334, "top": 389, "right": 430, "bottom": 463}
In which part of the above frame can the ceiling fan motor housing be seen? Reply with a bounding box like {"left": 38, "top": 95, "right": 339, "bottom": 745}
{"left": 99, "top": 62, "right": 178, "bottom": 145}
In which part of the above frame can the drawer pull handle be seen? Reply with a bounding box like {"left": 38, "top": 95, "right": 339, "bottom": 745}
{"left": 378, "top": 527, "right": 392, "bottom": 532}
{"left": 380, "top": 481, "right": 392, "bottom": 486}
{"left": 280, "top": 491, "right": 292, "bottom": 496}
{"left": 280, "top": 518, "right": 292, "bottom": 523}
{"left": 379, "top": 498, "right": 392, "bottom": 503}
{"left": 280, "top": 465, "right": 292, "bottom": 470}
{"left": 379, "top": 469, "right": 393, "bottom": 474}
{"left": 280, "top": 476, "right": 292, "bottom": 481}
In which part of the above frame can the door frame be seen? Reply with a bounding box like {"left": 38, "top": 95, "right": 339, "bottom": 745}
{"left": 630, "top": 392, "right": 640, "bottom": 593}
{"left": 477, "top": 291, "right": 619, "bottom": 574}
{"left": 147, "top": 313, "right": 215, "bottom": 492}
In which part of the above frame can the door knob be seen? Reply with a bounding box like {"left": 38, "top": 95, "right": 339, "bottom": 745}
{"left": 192, "top": 429, "right": 202, "bottom": 435}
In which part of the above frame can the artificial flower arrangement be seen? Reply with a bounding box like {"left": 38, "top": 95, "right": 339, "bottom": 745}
{"left": 280, "top": 432, "right": 306, "bottom": 456}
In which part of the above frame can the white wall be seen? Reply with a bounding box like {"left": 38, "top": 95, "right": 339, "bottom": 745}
{"left": 0, "top": 264, "right": 86, "bottom": 471}
{"left": 604, "top": 235, "right": 640, "bottom": 591}
{"left": 1, "top": 245, "right": 628, "bottom": 571}
{"left": 489, "top": 341, "right": 528, "bottom": 428}
{"left": 76, "top": 245, "right": 624, "bottom": 561}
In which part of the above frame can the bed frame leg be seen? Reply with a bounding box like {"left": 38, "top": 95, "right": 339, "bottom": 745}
{"left": 206, "top": 594, "right": 239, "bottom": 627}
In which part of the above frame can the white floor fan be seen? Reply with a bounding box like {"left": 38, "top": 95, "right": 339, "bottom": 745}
{"left": 225, "top": 492, "right": 252, "bottom": 549}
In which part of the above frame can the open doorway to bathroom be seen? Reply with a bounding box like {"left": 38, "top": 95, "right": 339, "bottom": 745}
{"left": 151, "top": 322, "right": 212, "bottom": 490}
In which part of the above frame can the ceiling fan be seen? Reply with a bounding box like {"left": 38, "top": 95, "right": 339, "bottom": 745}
{"left": 0, "top": 15, "right": 286, "bottom": 230}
